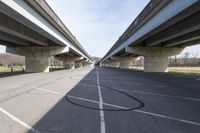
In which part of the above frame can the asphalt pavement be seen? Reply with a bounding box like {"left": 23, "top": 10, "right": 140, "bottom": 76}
{"left": 0, "top": 67, "right": 200, "bottom": 133}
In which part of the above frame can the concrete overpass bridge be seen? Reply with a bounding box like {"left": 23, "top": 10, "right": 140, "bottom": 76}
{"left": 0, "top": 0, "right": 93, "bottom": 72}
{"left": 101, "top": 0, "right": 200, "bottom": 72}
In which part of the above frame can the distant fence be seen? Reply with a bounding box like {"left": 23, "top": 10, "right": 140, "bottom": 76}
{"left": 49, "top": 66, "right": 65, "bottom": 72}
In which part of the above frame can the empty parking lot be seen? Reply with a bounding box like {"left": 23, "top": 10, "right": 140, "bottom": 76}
{"left": 0, "top": 67, "right": 200, "bottom": 133}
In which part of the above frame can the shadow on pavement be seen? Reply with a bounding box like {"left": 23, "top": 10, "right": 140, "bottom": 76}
{"left": 0, "top": 72, "right": 28, "bottom": 78}
{"left": 110, "top": 67, "right": 200, "bottom": 92}
{"left": 27, "top": 67, "right": 144, "bottom": 133}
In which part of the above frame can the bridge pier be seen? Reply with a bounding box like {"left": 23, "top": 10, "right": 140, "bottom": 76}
{"left": 6, "top": 46, "right": 69, "bottom": 72}
{"left": 126, "top": 47, "right": 184, "bottom": 72}
{"left": 63, "top": 60, "right": 75, "bottom": 69}
{"left": 75, "top": 59, "right": 89, "bottom": 68}
{"left": 111, "top": 61, "right": 119, "bottom": 68}
{"left": 114, "top": 57, "right": 136, "bottom": 69}
{"left": 144, "top": 48, "right": 184, "bottom": 72}
{"left": 100, "top": 62, "right": 105, "bottom": 67}
{"left": 105, "top": 60, "right": 119, "bottom": 68}
{"left": 144, "top": 54, "right": 169, "bottom": 72}
{"left": 56, "top": 57, "right": 86, "bottom": 69}
{"left": 82, "top": 62, "right": 87, "bottom": 67}
{"left": 25, "top": 56, "right": 50, "bottom": 72}
{"left": 75, "top": 61, "right": 83, "bottom": 68}
{"left": 83, "top": 60, "right": 94, "bottom": 67}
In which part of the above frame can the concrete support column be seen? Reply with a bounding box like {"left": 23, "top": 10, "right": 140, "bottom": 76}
{"left": 100, "top": 62, "right": 103, "bottom": 67}
{"left": 83, "top": 62, "right": 89, "bottom": 67}
{"left": 144, "top": 48, "right": 184, "bottom": 72}
{"left": 82, "top": 60, "right": 93, "bottom": 67}
{"left": 64, "top": 60, "right": 75, "bottom": 69}
{"left": 106, "top": 60, "right": 119, "bottom": 68}
{"left": 120, "top": 60, "right": 131, "bottom": 69}
{"left": 56, "top": 57, "right": 85, "bottom": 69}
{"left": 104, "top": 62, "right": 110, "bottom": 67}
{"left": 6, "top": 46, "right": 69, "bottom": 72}
{"left": 82, "top": 61, "right": 87, "bottom": 67}
{"left": 115, "top": 57, "right": 136, "bottom": 69}
{"left": 103, "top": 63, "right": 107, "bottom": 67}
{"left": 126, "top": 47, "right": 184, "bottom": 72}
{"left": 25, "top": 56, "right": 50, "bottom": 72}
{"left": 144, "top": 55, "right": 169, "bottom": 72}
{"left": 75, "top": 61, "right": 83, "bottom": 68}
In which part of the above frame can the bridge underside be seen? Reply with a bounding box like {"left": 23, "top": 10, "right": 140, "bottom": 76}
{"left": 0, "top": 0, "right": 92, "bottom": 72}
{"left": 102, "top": 1, "right": 200, "bottom": 72}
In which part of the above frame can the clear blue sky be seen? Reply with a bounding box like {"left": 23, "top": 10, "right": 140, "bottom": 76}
{"left": 46, "top": 0, "right": 150, "bottom": 57}
{"left": 0, "top": 0, "right": 200, "bottom": 57}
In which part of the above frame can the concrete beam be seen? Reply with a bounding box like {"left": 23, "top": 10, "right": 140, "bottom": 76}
{"left": 0, "top": 12, "right": 51, "bottom": 46}
{"left": 126, "top": 47, "right": 184, "bottom": 72}
{"left": 6, "top": 46, "right": 69, "bottom": 72}
{"left": 0, "top": 1, "right": 91, "bottom": 61}
{"left": 126, "top": 47, "right": 183, "bottom": 56}
{"left": 146, "top": 11, "right": 200, "bottom": 47}
{"left": 101, "top": 0, "right": 198, "bottom": 62}
{"left": 164, "top": 29, "right": 200, "bottom": 47}
{"left": 7, "top": 46, "right": 69, "bottom": 57}
{"left": 132, "top": 1, "right": 200, "bottom": 47}
{"left": 0, "top": 31, "right": 32, "bottom": 46}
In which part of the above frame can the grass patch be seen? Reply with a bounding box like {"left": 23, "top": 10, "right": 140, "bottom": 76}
{"left": 130, "top": 66, "right": 200, "bottom": 74}
{"left": 169, "top": 68, "right": 200, "bottom": 74}
{"left": 131, "top": 66, "right": 144, "bottom": 72}
{"left": 0, "top": 66, "right": 23, "bottom": 74}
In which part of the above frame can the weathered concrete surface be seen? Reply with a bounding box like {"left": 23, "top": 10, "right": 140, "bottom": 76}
{"left": 101, "top": 1, "right": 200, "bottom": 68}
{"left": 126, "top": 47, "right": 184, "bottom": 72}
{"left": 103, "top": 60, "right": 119, "bottom": 68}
{"left": 25, "top": 56, "right": 50, "bottom": 72}
{"left": 113, "top": 56, "right": 137, "bottom": 69}
{"left": 6, "top": 46, "right": 69, "bottom": 72}
{"left": 64, "top": 60, "right": 75, "bottom": 69}
{"left": 0, "top": 0, "right": 92, "bottom": 69}
{"left": 56, "top": 57, "right": 85, "bottom": 69}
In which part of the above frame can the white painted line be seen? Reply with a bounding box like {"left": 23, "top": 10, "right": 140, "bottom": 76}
{"left": 96, "top": 69, "right": 106, "bottom": 133}
{"left": 67, "top": 95, "right": 100, "bottom": 104}
{"left": 67, "top": 95, "right": 200, "bottom": 126}
{"left": 34, "top": 86, "right": 200, "bottom": 127}
{"left": 134, "top": 110, "right": 200, "bottom": 126}
{"left": 35, "top": 84, "right": 200, "bottom": 103}
{"left": 34, "top": 84, "right": 127, "bottom": 115}
{"left": 0, "top": 108, "right": 40, "bottom": 133}
{"left": 77, "top": 83, "right": 99, "bottom": 88}
{"left": 33, "top": 87, "right": 63, "bottom": 96}
{"left": 67, "top": 95, "right": 130, "bottom": 110}
{"left": 112, "top": 88, "right": 200, "bottom": 102}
